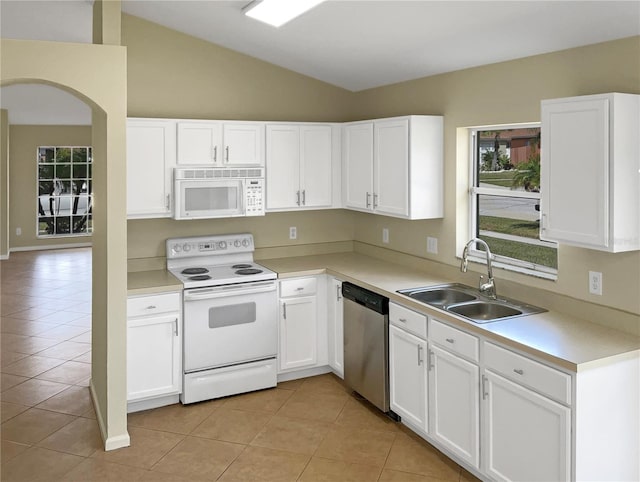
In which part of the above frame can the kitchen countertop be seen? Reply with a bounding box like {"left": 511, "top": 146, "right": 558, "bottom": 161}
{"left": 258, "top": 252, "right": 640, "bottom": 372}
{"left": 127, "top": 269, "right": 182, "bottom": 296}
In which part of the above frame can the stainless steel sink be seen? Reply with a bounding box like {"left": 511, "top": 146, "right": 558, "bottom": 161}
{"left": 397, "top": 283, "right": 546, "bottom": 324}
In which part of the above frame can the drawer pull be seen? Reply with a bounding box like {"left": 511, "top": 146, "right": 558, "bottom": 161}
{"left": 295, "top": 287, "right": 304, "bottom": 291}
{"left": 513, "top": 368, "right": 524, "bottom": 375}
{"left": 428, "top": 348, "right": 434, "bottom": 371}
{"left": 146, "top": 305, "right": 157, "bottom": 310}
{"left": 445, "top": 338, "right": 455, "bottom": 344}
{"left": 482, "top": 375, "right": 488, "bottom": 400}
{"left": 398, "top": 318, "right": 407, "bottom": 323}
{"left": 417, "top": 345, "right": 423, "bottom": 365}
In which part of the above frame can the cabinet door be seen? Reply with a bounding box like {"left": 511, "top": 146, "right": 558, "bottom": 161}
{"left": 389, "top": 325, "right": 428, "bottom": 432}
{"left": 483, "top": 370, "right": 571, "bottom": 482}
{"left": 266, "top": 125, "right": 300, "bottom": 209}
{"left": 343, "top": 123, "right": 374, "bottom": 211}
{"left": 375, "top": 118, "right": 409, "bottom": 217}
{"left": 223, "top": 123, "right": 265, "bottom": 166}
{"left": 279, "top": 296, "right": 317, "bottom": 371}
{"left": 127, "top": 313, "right": 181, "bottom": 401}
{"left": 541, "top": 97, "right": 609, "bottom": 248}
{"left": 300, "top": 125, "right": 332, "bottom": 208}
{"left": 126, "top": 119, "right": 176, "bottom": 218}
{"left": 176, "top": 121, "right": 222, "bottom": 165}
{"left": 327, "top": 278, "right": 344, "bottom": 378}
{"left": 429, "top": 344, "right": 479, "bottom": 468}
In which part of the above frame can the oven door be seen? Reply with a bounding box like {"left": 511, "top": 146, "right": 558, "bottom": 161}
{"left": 183, "top": 281, "right": 277, "bottom": 372}
{"left": 174, "top": 178, "right": 244, "bottom": 219}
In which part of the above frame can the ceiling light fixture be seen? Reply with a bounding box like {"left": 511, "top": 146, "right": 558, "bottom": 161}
{"left": 243, "top": 0, "right": 326, "bottom": 28}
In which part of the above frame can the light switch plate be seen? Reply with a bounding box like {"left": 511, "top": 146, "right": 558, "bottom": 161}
{"left": 427, "top": 236, "right": 438, "bottom": 254}
{"left": 382, "top": 228, "right": 389, "bottom": 244}
{"left": 289, "top": 227, "right": 297, "bottom": 240}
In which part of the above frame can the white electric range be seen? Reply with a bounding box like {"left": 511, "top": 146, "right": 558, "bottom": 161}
{"left": 166, "top": 233, "right": 278, "bottom": 404}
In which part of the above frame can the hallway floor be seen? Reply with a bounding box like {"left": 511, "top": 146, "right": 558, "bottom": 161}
{"left": 1, "top": 248, "right": 478, "bottom": 481}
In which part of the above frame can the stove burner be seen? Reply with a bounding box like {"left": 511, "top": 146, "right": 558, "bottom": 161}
{"left": 232, "top": 264, "right": 252, "bottom": 269}
{"left": 182, "top": 267, "right": 209, "bottom": 275}
{"left": 188, "top": 275, "right": 212, "bottom": 281}
{"left": 235, "top": 268, "right": 263, "bottom": 275}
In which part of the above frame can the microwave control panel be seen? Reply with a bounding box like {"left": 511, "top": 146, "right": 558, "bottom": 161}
{"left": 245, "top": 179, "right": 265, "bottom": 216}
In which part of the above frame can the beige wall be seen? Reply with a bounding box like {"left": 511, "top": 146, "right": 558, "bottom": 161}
{"left": 349, "top": 36, "right": 640, "bottom": 318}
{"left": 1, "top": 109, "right": 8, "bottom": 258}
{"left": 8, "top": 125, "right": 92, "bottom": 249}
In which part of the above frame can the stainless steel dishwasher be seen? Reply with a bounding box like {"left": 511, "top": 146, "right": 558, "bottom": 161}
{"left": 342, "top": 282, "right": 395, "bottom": 417}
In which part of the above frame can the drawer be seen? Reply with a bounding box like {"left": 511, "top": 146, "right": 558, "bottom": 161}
{"left": 484, "top": 342, "right": 571, "bottom": 405}
{"left": 127, "top": 292, "right": 181, "bottom": 318}
{"left": 280, "top": 277, "right": 317, "bottom": 297}
{"left": 429, "top": 318, "right": 479, "bottom": 362}
{"left": 390, "top": 302, "right": 427, "bottom": 339}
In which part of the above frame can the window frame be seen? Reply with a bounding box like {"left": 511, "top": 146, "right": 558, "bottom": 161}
{"left": 468, "top": 124, "right": 557, "bottom": 280}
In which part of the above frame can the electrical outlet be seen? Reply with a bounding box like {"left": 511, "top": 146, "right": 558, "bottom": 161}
{"left": 427, "top": 236, "right": 438, "bottom": 254}
{"left": 289, "top": 226, "right": 297, "bottom": 240}
{"left": 382, "top": 228, "right": 389, "bottom": 244}
{"left": 589, "top": 271, "right": 602, "bottom": 296}
{"left": 16, "top": 227, "right": 21, "bottom": 236}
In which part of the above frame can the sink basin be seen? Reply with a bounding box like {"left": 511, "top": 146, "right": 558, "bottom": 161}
{"left": 447, "top": 301, "right": 523, "bottom": 323}
{"left": 397, "top": 283, "right": 546, "bottom": 324}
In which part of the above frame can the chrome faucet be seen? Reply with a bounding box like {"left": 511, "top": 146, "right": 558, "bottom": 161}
{"left": 461, "top": 238, "right": 497, "bottom": 299}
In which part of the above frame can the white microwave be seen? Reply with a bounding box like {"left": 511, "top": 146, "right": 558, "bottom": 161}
{"left": 173, "top": 168, "right": 265, "bottom": 220}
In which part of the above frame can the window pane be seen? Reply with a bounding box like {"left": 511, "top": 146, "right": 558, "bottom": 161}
{"left": 38, "top": 217, "right": 55, "bottom": 236}
{"left": 56, "top": 164, "right": 71, "bottom": 179}
{"left": 73, "top": 164, "right": 87, "bottom": 178}
{"left": 88, "top": 148, "right": 93, "bottom": 163}
{"left": 39, "top": 165, "right": 54, "bottom": 180}
{"left": 38, "top": 180, "right": 53, "bottom": 196}
{"left": 55, "top": 217, "right": 71, "bottom": 235}
{"left": 56, "top": 148, "right": 71, "bottom": 163}
{"left": 72, "top": 215, "right": 88, "bottom": 234}
{"left": 39, "top": 147, "right": 55, "bottom": 163}
{"left": 72, "top": 147, "right": 88, "bottom": 163}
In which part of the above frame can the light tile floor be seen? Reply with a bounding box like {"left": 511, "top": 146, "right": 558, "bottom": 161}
{"left": 1, "top": 248, "right": 480, "bottom": 481}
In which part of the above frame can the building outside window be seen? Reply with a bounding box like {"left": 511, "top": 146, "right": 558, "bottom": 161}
{"left": 469, "top": 125, "right": 557, "bottom": 279}
{"left": 37, "top": 146, "right": 93, "bottom": 237}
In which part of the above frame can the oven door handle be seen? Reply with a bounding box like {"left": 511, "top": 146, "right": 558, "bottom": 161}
{"left": 184, "top": 281, "right": 276, "bottom": 301}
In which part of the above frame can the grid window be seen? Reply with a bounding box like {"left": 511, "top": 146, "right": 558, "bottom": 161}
{"left": 37, "top": 146, "right": 93, "bottom": 237}
{"left": 469, "top": 126, "right": 557, "bottom": 278}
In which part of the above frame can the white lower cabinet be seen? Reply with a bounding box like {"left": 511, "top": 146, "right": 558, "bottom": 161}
{"left": 429, "top": 344, "right": 480, "bottom": 468}
{"left": 278, "top": 276, "right": 328, "bottom": 374}
{"left": 483, "top": 370, "right": 571, "bottom": 482}
{"left": 327, "top": 277, "right": 344, "bottom": 378}
{"left": 127, "top": 291, "right": 182, "bottom": 412}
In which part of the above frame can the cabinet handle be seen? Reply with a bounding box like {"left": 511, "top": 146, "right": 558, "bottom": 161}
{"left": 225, "top": 146, "right": 229, "bottom": 163}
{"left": 166, "top": 194, "right": 170, "bottom": 209}
{"left": 296, "top": 191, "right": 300, "bottom": 206}
{"left": 417, "top": 345, "right": 423, "bottom": 365}
{"left": 302, "top": 190, "right": 306, "bottom": 205}
{"left": 398, "top": 318, "right": 407, "bottom": 323}
{"left": 173, "top": 318, "right": 178, "bottom": 336}
{"left": 213, "top": 145, "right": 217, "bottom": 163}
{"left": 513, "top": 368, "right": 524, "bottom": 375}
{"left": 373, "top": 193, "right": 378, "bottom": 209}
{"left": 366, "top": 192, "right": 371, "bottom": 208}
{"left": 283, "top": 302, "right": 287, "bottom": 319}
{"left": 145, "top": 305, "right": 156, "bottom": 310}
{"left": 482, "top": 375, "right": 488, "bottom": 400}
{"left": 336, "top": 285, "right": 342, "bottom": 301}
{"left": 541, "top": 213, "right": 547, "bottom": 232}
{"left": 446, "top": 338, "right": 454, "bottom": 344}
{"left": 427, "top": 348, "right": 434, "bottom": 371}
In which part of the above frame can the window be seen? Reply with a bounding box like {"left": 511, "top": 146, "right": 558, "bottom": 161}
{"left": 37, "top": 146, "right": 93, "bottom": 237}
{"left": 469, "top": 125, "right": 557, "bottom": 279}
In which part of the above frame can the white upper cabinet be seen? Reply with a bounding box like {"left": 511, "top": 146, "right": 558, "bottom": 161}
{"left": 266, "top": 124, "right": 336, "bottom": 211}
{"left": 177, "top": 121, "right": 264, "bottom": 166}
{"left": 541, "top": 93, "right": 640, "bottom": 252}
{"left": 126, "top": 118, "right": 177, "bottom": 219}
{"left": 342, "top": 115, "right": 443, "bottom": 220}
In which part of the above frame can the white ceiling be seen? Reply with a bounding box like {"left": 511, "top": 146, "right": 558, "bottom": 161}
{"left": 1, "top": 0, "right": 639, "bottom": 124}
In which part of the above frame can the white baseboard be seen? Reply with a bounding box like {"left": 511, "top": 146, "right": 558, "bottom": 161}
{"left": 89, "top": 380, "right": 131, "bottom": 452}
{"left": 10, "top": 242, "right": 92, "bottom": 253}
{"left": 277, "top": 365, "right": 332, "bottom": 382}
{"left": 0, "top": 253, "right": 8, "bottom": 260}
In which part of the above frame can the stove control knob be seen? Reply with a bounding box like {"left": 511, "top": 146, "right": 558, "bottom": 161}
{"left": 242, "top": 239, "right": 250, "bottom": 247}
{"left": 174, "top": 244, "right": 182, "bottom": 253}
{"left": 234, "top": 240, "right": 241, "bottom": 248}
{"left": 183, "top": 243, "right": 191, "bottom": 252}
{"left": 217, "top": 241, "right": 227, "bottom": 250}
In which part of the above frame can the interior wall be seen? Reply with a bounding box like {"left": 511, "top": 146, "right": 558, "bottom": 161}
{"left": 0, "top": 109, "right": 8, "bottom": 258}
{"left": 8, "top": 125, "right": 92, "bottom": 250}
{"left": 349, "top": 36, "right": 640, "bottom": 317}
{"left": 122, "top": 13, "right": 358, "bottom": 261}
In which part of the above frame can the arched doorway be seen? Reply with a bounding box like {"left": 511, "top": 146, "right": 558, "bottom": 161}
{"left": 1, "top": 38, "right": 129, "bottom": 451}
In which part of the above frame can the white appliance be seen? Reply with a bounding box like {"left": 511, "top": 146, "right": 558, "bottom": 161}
{"left": 173, "top": 167, "right": 265, "bottom": 220}
{"left": 167, "top": 233, "right": 278, "bottom": 404}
